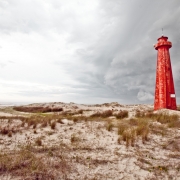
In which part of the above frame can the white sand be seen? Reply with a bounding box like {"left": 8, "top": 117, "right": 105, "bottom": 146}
{"left": 0, "top": 102, "right": 180, "bottom": 180}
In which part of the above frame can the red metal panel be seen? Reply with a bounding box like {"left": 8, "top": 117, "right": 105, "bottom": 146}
{"left": 154, "top": 36, "right": 177, "bottom": 110}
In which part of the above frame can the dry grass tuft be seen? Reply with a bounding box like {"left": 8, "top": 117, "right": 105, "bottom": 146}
{"left": 73, "top": 117, "right": 78, "bottom": 123}
{"left": 101, "top": 110, "right": 113, "bottom": 118}
{"left": 77, "top": 109, "right": 83, "bottom": 114}
{"left": 117, "top": 136, "right": 121, "bottom": 144}
{"left": 168, "top": 120, "right": 180, "bottom": 128}
{"left": 155, "top": 113, "right": 179, "bottom": 124}
{"left": 106, "top": 122, "right": 114, "bottom": 131}
{"left": 8, "top": 131, "right": 12, "bottom": 137}
{"left": 122, "top": 128, "right": 136, "bottom": 147}
{"left": 90, "top": 110, "right": 113, "bottom": 118}
{"left": 117, "top": 123, "right": 129, "bottom": 135}
{"left": 41, "top": 121, "right": 48, "bottom": 128}
{"left": 0, "top": 126, "right": 19, "bottom": 136}
{"left": 0, "top": 127, "right": 9, "bottom": 135}
{"left": 135, "top": 110, "right": 180, "bottom": 128}
{"left": 115, "top": 110, "right": 128, "bottom": 119}
{"left": 135, "top": 110, "right": 145, "bottom": 118}
{"left": 0, "top": 144, "right": 72, "bottom": 179}
{"left": 35, "top": 138, "right": 42, "bottom": 146}
{"left": 129, "top": 118, "right": 139, "bottom": 126}
{"left": 117, "top": 118, "right": 150, "bottom": 146}
{"left": 71, "top": 134, "right": 80, "bottom": 143}
{"left": 50, "top": 121, "right": 56, "bottom": 130}
{"left": 27, "top": 118, "right": 37, "bottom": 127}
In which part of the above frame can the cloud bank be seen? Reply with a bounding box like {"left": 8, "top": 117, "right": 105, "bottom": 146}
{"left": 0, "top": 0, "right": 180, "bottom": 104}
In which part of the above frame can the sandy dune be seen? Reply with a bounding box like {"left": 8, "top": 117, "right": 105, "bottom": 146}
{"left": 0, "top": 102, "right": 180, "bottom": 180}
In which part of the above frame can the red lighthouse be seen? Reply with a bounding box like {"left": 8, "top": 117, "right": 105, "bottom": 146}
{"left": 154, "top": 36, "right": 177, "bottom": 110}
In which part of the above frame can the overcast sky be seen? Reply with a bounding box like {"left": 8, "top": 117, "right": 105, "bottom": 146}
{"left": 0, "top": 0, "right": 180, "bottom": 104}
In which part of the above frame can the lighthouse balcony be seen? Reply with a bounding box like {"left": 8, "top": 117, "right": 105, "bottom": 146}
{"left": 154, "top": 41, "right": 172, "bottom": 50}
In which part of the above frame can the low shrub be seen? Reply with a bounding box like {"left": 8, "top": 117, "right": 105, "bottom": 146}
{"left": 101, "top": 110, "right": 113, "bottom": 118}
{"left": 13, "top": 106, "right": 63, "bottom": 113}
{"left": 90, "top": 110, "right": 113, "bottom": 118}
{"left": 115, "top": 110, "right": 128, "bottom": 119}
{"left": 0, "top": 127, "right": 9, "bottom": 135}
{"left": 90, "top": 112, "right": 101, "bottom": 118}
{"left": 77, "top": 109, "right": 83, "bottom": 114}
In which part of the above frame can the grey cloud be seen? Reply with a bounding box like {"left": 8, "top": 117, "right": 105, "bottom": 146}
{"left": 0, "top": 62, "right": 6, "bottom": 68}
{"left": 0, "top": 0, "right": 180, "bottom": 104}
{"left": 137, "top": 90, "right": 154, "bottom": 101}
{"left": 0, "top": 1, "right": 66, "bottom": 34}
{"left": 81, "top": 0, "right": 180, "bottom": 103}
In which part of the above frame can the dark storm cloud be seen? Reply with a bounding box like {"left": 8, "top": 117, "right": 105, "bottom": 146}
{"left": 69, "top": 0, "right": 180, "bottom": 103}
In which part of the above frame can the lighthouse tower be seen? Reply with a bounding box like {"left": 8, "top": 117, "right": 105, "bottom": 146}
{"left": 154, "top": 36, "right": 177, "bottom": 110}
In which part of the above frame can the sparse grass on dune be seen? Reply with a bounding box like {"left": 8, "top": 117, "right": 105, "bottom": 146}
{"left": 90, "top": 110, "right": 128, "bottom": 119}
{"left": 0, "top": 125, "right": 22, "bottom": 136}
{"left": 0, "top": 115, "right": 28, "bottom": 121}
{"left": 168, "top": 120, "right": 180, "bottom": 128}
{"left": 1, "top": 103, "right": 180, "bottom": 179}
{"left": 1, "top": 107, "right": 179, "bottom": 140}
{"left": 135, "top": 110, "right": 180, "bottom": 128}
{"left": 150, "top": 123, "right": 167, "bottom": 136}
{"left": 117, "top": 117, "right": 150, "bottom": 146}
{"left": 117, "top": 123, "right": 129, "bottom": 135}
{"left": 155, "top": 113, "right": 179, "bottom": 124}
{"left": 0, "top": 144, "right": 72, "bottom": 179}
{"left": 153, "top": 112, "right": 180, "bottom": 128}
